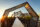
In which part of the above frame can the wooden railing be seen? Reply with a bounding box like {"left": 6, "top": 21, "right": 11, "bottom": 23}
{"left": 38, "top": 20, "right": 40, "bottom": 27}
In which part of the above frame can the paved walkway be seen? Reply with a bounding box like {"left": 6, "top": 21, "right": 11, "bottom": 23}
{"left": 12, "top": 18, "right": 24, "bottom": 27}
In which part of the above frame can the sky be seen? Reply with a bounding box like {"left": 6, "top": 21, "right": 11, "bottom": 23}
{"left": 0, "top": 0, "right": 40, "bottom": 19}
